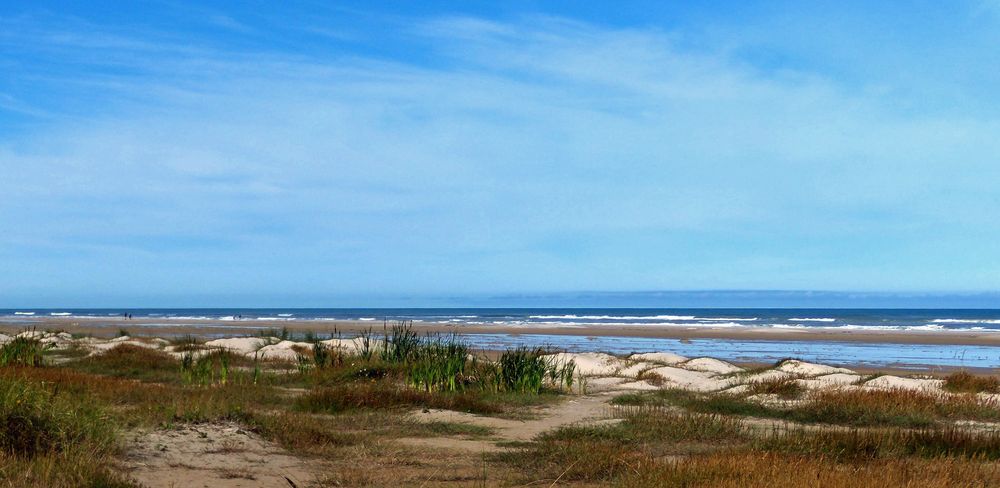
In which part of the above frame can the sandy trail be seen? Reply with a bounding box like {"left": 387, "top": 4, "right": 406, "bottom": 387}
{"left": 400, "top": 391, "right": 624, "bottom": 453}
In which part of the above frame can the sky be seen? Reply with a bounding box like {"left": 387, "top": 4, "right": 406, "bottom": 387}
{"left": 2, "top": 1, "right": 1000, "bottom": 307}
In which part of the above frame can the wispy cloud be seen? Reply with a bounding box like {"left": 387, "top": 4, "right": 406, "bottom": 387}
{"left": 1, "top": 7, "right": 999, "bottom": 302}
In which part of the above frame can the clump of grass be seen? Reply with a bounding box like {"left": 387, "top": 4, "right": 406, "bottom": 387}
{"left": 0, "top": 375, "right": 115, "bottom": 457}
{"left": 356, "top": 328, "right": 376, "bottom": 361}
{"left": 72, "top": 345, "right": 178, "bottom": 383}
{"left": 180, "top": 350, "right": 245, "bottom": 386}
{"left": 484, "top": 347, "right": 549, "bottom": 394}
{"left": 379, "top": 322, "right": 421, "bottom": 363}
{"left": 745, "top": 376, "right": 804, "bottom": 399}
{"left": 405, "top": 334, "right": 469, "bottom": 392}
{"left": 167, "top": 334, "right": 203, "bottom": 352}
{"left": 117, "top": 328, "right": 130, "bottom": 338}
{"left": 0, "top": 336, "right": 48, "bottom": 367}
{"left": 944, "top": 371, "right": 1000, "bottom": 394}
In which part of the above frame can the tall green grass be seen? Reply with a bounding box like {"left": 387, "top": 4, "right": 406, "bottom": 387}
{"left": 368, "top": 323, "right": 575, "bottom": 394}
{"left": 0, "top": 336, "right": 48, "bottom": 367}
{"left": 478, "top": 347, "right": 575, "bottom": 394}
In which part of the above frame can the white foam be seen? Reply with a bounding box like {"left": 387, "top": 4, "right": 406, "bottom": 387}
{"left": 13, "top": 312, "right": 34, "bottom": 316}
{"left": 50, "top": 312, "right": 71, "bottom": 316}
{"left": 277, "top": 313, "right": 294, "bottom": 317}
{"left": 771, "top": 323, "right": 806, "bottom": 329}
{"left": 905, "top": 324, "right": 945, "bottom": 331}
{"left": 359, "top": 317, "right": 376, "bottom": 321}
{"left": 789, "top": 318, "right": 836, "bottom": 322}
{"left": 527, "top": 314, "right": 757, "bottom": 322}
{"left": 931, "top": 319, "right": 1000, "bottom": 324}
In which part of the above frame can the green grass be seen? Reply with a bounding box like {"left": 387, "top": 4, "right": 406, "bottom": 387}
{"left": 0, "top": 336, "right": 48, "bottom": 367}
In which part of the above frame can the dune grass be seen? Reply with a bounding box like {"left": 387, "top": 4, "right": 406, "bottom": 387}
{"left": 943, "top": 371, "right": 1000, "bottom": 394}
{"left": 613, "top": 387, "right": 1000, "bottom": 428}
{"left": 0, "top": 336, "right": 48, "bottom": 367}
{"left": 504, "top": 401, "right": 1000, "bottom": 486}
{"left": 0, "top": 373, "right": 134, "bottom": 487}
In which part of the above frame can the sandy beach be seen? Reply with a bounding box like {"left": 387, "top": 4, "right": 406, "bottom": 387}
{"left": 5, "top": 315, "right": 1000, "bottom": 346}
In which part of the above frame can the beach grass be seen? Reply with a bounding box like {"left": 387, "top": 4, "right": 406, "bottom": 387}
{"left": 0, "top": 336, "right": 48, "bottom": 367}
{"left": 613, "top": 387, "right": 1000, "bottom": 428}
{"left": 5, "top": 330, "right": 1000, "bottom": 486}
{"left": 943, "top": 370, "right": 1000, "bottom": 394}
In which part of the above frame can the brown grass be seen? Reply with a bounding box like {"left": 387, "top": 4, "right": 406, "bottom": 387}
{"left": 744, "top": 376, "right": 804, "bottom": 399}
{"left": 618, "top": 451, "right": 1000, "bottom": 487}
{"left": 944, "top": 371, "right": 1000, "bottom": 394}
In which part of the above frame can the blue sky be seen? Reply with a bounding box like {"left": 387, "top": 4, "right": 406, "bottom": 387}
{"left": 2, "top": 1, "right": 1000, "bottom": 306}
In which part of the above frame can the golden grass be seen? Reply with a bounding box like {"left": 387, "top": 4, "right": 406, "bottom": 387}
{"left": 619, "top": 451, "right": 1000, "bottom": 487}
{"left": 944, "top": 371, "right": 1000, "bottom": 394}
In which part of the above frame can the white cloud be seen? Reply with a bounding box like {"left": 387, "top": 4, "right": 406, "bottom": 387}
{"left": 2, "top": 13, "right": 1000, "bottom": 295}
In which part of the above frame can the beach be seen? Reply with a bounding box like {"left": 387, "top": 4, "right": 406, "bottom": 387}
{"left": 6, "top": 315, "right": 1000, "bottom": 346}
{"left": 3, "top": 325, "right": 1000, "bottom": 486}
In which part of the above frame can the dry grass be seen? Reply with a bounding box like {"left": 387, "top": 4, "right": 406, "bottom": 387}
{"left": 618, "top": 451, "right": 1000, "bottom": 487}
{"left": 614, "top": 386, "right": 1000, "bottom": 428}
{"left": 744, "top": 376, "right": 804, "bottom": 399}
{"left": 296, "top": 382, "right": 551, "bottom": 418}
{"left": 944, "top": 371, "right": 1000, "bottom": 394}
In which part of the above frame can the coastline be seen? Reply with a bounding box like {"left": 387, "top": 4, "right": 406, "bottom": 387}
{"left": 4, "top": 315, "right": 1000, "bottom": 346}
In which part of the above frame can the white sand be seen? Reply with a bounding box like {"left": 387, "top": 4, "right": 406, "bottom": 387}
{"left": 681, "top": 357, "right": 743, "bottom": 375}
{"left": 204, "top": 337, "right": 273, "bottom": 355}
{"left": 585, "top": 376, "right": 629, "bottom": 392}
{"left": 738, "top": 369, "right": 794, "bottom": 384}
{"left": 797, "top": 373, "right": 862, "bottom": 389}
{"left": 618, "top": 361, "right": 658, "bottom": 378}
{"left": 863, "top": 375, "right": 944, "bottom": 392}
{"left": 615, "top": 380, "right": 663, "bottom": 391}
{"left": 776, "top": 360, "right": 854, "bottom": 377}
{"left": 320, "top": 337, "right": 385, "bottom": 354}
{"left": 644, "top": 366, "right": 727, "bottom": 392}
{"left": 544, "top": 352, "right": 622, "bottom": 376}
{"left": 629, "top": 352, "right": 688, "bottom": 365}
{"left": 255, "top": 340, "right": 314, "bottom": 361}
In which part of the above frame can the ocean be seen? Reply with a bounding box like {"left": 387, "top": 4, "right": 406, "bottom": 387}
{"left": 4, "top": 308, "right": 1000, "bottom": 368}
{"left": 4, "top": 308, "right": 1000, "bottom": 332}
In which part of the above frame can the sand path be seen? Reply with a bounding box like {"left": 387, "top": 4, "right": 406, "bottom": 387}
{"left": 399, "top": 391, "right": 624, "bottom": 453}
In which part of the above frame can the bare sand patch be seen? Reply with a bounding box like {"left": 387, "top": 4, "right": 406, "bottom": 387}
{"left": 124, "top": 422, "right": 320, "bottom": 488}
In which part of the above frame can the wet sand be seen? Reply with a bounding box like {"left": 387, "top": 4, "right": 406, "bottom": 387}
{"left": 4, "top": 315, "right": 1000, "bottom": 346}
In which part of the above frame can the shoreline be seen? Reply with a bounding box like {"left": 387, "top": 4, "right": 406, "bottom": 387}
{"left": 4, "top": 316, "right": 1000, "bottom": 346}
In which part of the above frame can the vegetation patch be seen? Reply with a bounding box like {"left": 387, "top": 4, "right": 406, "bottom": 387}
{"left": 943, "top": 371, "right": 1000, "bottom": 394}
